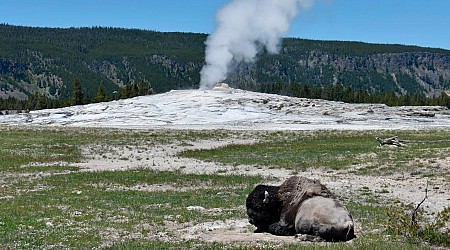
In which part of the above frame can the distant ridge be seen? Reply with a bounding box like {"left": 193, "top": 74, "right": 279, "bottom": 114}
{"left": 1, "top": 24, "right": 449, "bottom": 102}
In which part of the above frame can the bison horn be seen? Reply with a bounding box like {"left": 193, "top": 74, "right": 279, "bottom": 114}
{"left": 263, "top": 191, "right": 269, "bottom": 203}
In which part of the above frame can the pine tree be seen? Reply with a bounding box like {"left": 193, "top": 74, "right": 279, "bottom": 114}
{"left": 132, "top": 83, "right": 139, "bottom": 97}
{"left": 120, "top": 84, "right": 132, "bottom": 99}
{"left": 438, "top": 91, "right": 450, "bottom": 108}
{"left": 37, "top": 93, "right": 48, "bottom": 110}
{"left": 93, "top": 83, "right": 108, "bottom": 103}
{"left": 72, "top": 78, "right": 84, "bottom": 105}
{"left": 138, "top": 80, "right": 149, "bottom": 96}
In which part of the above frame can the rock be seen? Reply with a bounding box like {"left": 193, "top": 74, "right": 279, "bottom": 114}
{"left": 187, "top": 206, "right": 206, "bottom": 211}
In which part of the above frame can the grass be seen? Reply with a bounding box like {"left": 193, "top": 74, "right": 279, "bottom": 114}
{"left": 180, "top": 130, "right": 450, "bottom": 177}
{"left": 181, "top": 130, "right": 375, "bottom": 169}
{"left": 0, "top": 126, "right": 448, "bottom": 249}
{"left": 0, "top": 126, "right": 232, "bottom": 171}
{"left": 1, "top": 168, "right": 265, "bottom": 248}
{"left": 8, "top": 165, "right": 81, "bottom": 173}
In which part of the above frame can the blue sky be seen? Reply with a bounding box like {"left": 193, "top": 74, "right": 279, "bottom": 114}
{"left": 1, "top": 0, "right": 449, "bottom": 49}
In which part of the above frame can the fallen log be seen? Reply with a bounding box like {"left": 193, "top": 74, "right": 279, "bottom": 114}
{"left": 376, "top": 136, "right": 450, "bottom": 147}
{"left": 375, "top": 136, "right": 407, "bottom": 147}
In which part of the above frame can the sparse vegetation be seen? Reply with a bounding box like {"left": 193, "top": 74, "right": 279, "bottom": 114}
{"left": 181, "top": 130, "right": 450, "bottom": 177}
{"left": 387, "top": 203, "right": 450, "bottom": 247}
{"left": 0, "top": 126, "right": 449, "bottom": 249}
{"left": 1, "top": 166, "right": 265, "bottom": 248}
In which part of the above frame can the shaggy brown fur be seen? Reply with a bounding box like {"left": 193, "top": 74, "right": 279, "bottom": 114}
{"left": 278, "top": 176, "right": 332, "bottom": 227}
{"left": 246, "top": 176, "right": 355, "bottom": 241}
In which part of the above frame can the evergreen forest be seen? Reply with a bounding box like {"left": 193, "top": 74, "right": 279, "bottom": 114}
{"left": 1, "top": 24, "right": 449, "bottom": 112}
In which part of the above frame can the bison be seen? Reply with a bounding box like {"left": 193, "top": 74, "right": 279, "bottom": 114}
{"left": 246, "top": 176, "right": 355, "bottom": 242}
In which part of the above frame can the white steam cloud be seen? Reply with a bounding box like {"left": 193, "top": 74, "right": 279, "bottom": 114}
{"left": 200, "top": 0, "right": 314, "bottom": 89}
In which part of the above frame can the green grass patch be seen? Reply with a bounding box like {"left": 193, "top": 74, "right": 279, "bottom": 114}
{"left": 0, "top": 126, "right": 232, "bottom": 172}
{"left": 181, "top": 130, "right": 377, "bottom": 170}
{"left": 180, "top": 130, "right": 450, "bottom": 175}
{"left": 0, "top": 168, "right": 265, "bottom": 249}
{"left": 40, "top": 168, "right": 266, "bottom": 189}
{"left": 7, "top": 165, "right": 81, "bottom": 173}
{"left": 108, "top": 240, "right": 429, "bottom": 250}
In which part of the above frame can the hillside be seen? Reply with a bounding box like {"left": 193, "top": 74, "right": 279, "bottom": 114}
{"left": 1, "top": 24, "right": 449, "bottom": 101}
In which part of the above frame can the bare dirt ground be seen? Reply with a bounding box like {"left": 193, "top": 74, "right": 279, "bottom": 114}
{"left": 73, "top": 133, "right": 450, "bottom": 245}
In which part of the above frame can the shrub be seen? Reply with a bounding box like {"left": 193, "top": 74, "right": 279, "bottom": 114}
{"left": 387, "top": 203, "right": 450, "bottom": 247}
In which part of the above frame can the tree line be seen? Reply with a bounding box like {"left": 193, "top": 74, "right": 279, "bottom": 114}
{"left": 1, "top": 24, "right": 449, "bottom": 103}
{"left": 235, "top": 81, "right": 450, "bottom": 108}
{"left": 0, "top": 78, "right": 155, "bottom": 113}
{"left": 1, "top": 80, "right": 449, "bottom": 114}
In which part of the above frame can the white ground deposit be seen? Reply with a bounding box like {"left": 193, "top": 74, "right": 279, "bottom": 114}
{"left": 1, "top": 86, "right": 449, "bottom": 130}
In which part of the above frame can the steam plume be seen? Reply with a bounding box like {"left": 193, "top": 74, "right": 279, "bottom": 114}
{"left": 200, "top": 0, "right": 314, "bottom": 89}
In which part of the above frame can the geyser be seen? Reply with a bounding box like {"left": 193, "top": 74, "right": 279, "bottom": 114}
{"left": 199, "top": 0, "right": 314, "bottom": 89}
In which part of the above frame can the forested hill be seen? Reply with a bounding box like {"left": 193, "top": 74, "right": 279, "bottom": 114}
{"left": 1, "top": 24, "right": 449, "bottom": 103}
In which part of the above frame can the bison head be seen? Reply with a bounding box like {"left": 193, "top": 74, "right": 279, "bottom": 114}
{"left": 246, "top": 184, "right": 282, "bottom": 233}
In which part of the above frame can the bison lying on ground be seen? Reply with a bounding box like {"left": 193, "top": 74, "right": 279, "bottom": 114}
{"left": 246, "top": 176, "right": 355, "bottom": 242}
